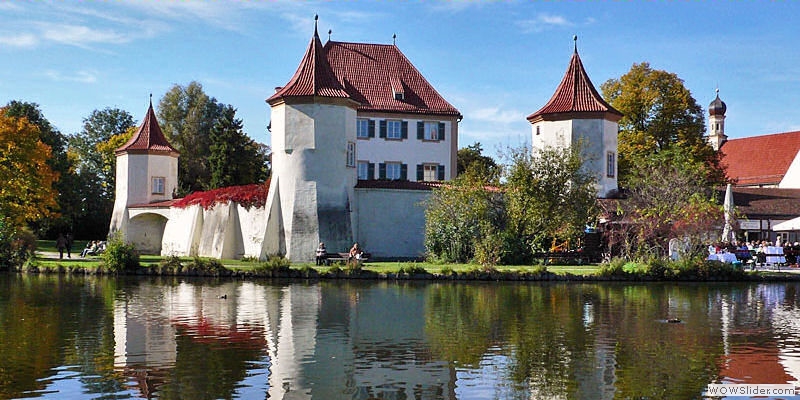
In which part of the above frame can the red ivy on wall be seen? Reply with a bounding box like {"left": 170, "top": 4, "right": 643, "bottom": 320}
{"left": 173, "top": 180, "right": 271, "bottom": 210}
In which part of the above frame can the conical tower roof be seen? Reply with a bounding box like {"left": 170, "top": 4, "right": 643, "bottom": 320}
{"left": 527, "top": 41, "right": 622, "bottom": 123}
{"left": 116, "top": 100, "right": 179, "bottom": 156}
{"left": 267, "top": 16, "right": 352, "bottom": 104}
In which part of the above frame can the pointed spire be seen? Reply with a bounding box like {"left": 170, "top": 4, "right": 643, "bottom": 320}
{"left": 527, "top": 38, "right": 622, "bottom": 122}
{"left": 267, "top": 15, "right": 351, "bottom": 103}
{"left": 116, "top": 98, "right": 179, "bottom": 156}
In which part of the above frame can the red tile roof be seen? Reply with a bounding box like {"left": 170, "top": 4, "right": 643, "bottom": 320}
{"left": 116, "top": 102, "right": 179, "bottom": 156}
{"left": 720, "top": 131, "right": 800, "bottom": 186}
{"left": 267, "top": 21, "right": 460, "bottom": 118}
{"left": 267, "top": 25, "right": 350, "bottom": 103}
{"left": 325, "top": 41, "right": 461, "bottom": 117}
{"left": 527, "top": 49, "right": 622, "bottom": 122}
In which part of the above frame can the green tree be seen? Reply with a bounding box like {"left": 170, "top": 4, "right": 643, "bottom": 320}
{"left": 158, "top": 81, "right": 224, "bottom": 194}
{"left": 606, "top": 148, "right": 722, "bottom": 260}
{"left": 68, "top": 108, "right": 135, "bottom": 238}
{"left": 209, "top": 105, "right": 270, "bottom": 188}
{"left": 424, "top": 174, "right": 501, "bottom": 264}
{"left": 457, "top": 142, "right": 501, "bottom": 184}
{"left": 600, "top": 62, "right": 726, "bottom": 186}
{"left": 3, "top": 101, "right": 76, "bottom": 236}
{"left": 502, "top": 143, "right": 598, "bottom": 263}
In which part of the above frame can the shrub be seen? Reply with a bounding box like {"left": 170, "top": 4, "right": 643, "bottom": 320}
{"left": 186, "top": 257, "right": 227, "bottom": 276}
{"left": 439, "top": 266, "right": 455, "bottom": 276}
{"left": 598, "top": 257, "right": 628, "bottom": 277}
{"left": 101, "top": 234, "right": 140, "bottom": 273}
{"left": 254, "top": 255, "right": 291, "bottom": 274}
{"left": 398, "top": 264, "right": 427, "bottom": 275}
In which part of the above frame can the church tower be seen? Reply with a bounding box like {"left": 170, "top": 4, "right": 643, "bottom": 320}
{"left": 707, "top": 89, "right": 727, "bottom": 151}
{"left": 109, "top": 99, "right": 179, "bottom": 239}
{"left": 262, "top": 16, "right": 360, "bottom": 261}
{"left": 527, "top": 37, "right": 623, "bottom": 198}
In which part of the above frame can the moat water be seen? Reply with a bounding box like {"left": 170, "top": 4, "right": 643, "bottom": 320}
{"left": 2, "top": 274, "right": 800, "bottom": 399}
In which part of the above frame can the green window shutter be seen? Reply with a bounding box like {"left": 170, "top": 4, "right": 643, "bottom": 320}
{"left": 369, "top": 120, "right": 376, "bottom": 138}
{"left": 401, "top": 121, "right": 408, "bottom": 139}
{"left": 400, "top": 163, "right": 408, "bottom": 180}
{"left": 416, "top": 164, "right": 424, "bottom": 181}
{"left": 437, "top": 165, "right": 445, "bottom": 181}
{"left": 379, "top": 163, "right": 386, "bottom": 179}
{"left": 368, "top": 163, "right": 375, "bottom": 180}
{"left": 438, "top": 122, "right": 445, "bottom": 141}
{"left": 379, "top": 120, "right": 387, "bottom": 138}
{"left": 417, "top": 122, "right": 424, "bottom": 140}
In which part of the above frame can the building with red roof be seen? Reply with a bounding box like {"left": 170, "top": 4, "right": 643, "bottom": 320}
{"left": 528, "top": 38, "right": 622, "bottom": 198}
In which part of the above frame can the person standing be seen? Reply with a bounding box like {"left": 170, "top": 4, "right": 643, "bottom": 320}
{"left": 55, "top": 233, "right": 67, "bottom": 259}
{"left": 65, "top": 233, "right": 73, "bottom": 259}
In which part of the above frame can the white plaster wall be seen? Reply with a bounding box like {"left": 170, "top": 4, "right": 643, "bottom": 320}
{"left": 161, "top": 205, "right": 203, "bottom": 257}
{"left": 109, "top": 154, "right": 131, "bottom": 235}
{"left": 355, "top": 188, "right": 431, "bottom": 258}
{"left": 356, "top": 115, "right": 457, "bottom": 181}
{"left": 531, "top": 118, "right": 618, "bottom": 198}
{"left": 239, "top": 204, "right": 269, "bottom": 259}
{"left": 266, "top": 101, "right": 357, "bottom": 261}
{"left": 780, "top": 152, "right": 800, "bottom": 189}
{"left": 532, "top": 120, "right": 572, "bottom": 149}
{"left": 198, "top": 203, "right": 235, "bottom": 259}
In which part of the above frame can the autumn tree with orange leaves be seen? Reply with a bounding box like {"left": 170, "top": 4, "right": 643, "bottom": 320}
{"left": 0, "top": 110, "right": 58, "bottom": 230}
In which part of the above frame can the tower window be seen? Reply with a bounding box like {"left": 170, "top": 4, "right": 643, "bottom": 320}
{"left": 346, "top": 141, "right": 356, "bottom": 167}
{"left": 606, "top": 152, "right": 616, "bottom": 178}
{"left": 152, "top": 176, "right": 165, "bottom": 195}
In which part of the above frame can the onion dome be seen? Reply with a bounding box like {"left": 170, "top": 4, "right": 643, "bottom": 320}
{"left": 709, "top": 90, "right": 727, "bottom": 116}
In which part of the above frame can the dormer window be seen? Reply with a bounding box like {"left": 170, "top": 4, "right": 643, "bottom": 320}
{"left": 391, "top": 77, "right": 404, "bottom": 101}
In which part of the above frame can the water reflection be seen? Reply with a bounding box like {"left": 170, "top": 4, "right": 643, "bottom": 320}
{"left": 4, "top": 276, "right": 800, "bottom": 398}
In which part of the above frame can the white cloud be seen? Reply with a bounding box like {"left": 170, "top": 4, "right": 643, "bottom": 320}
{"left": 38, "top": 23, "right": 131, "bottom": 47}
{"left": 0, "top": 33, "right": 38, "bottom": 48}
{"left": 44, "top": 69, "right": 98, "bottom": 83}
{"left": 516, "top": 13, "right": 573, "bottom": 33}
{"left": 470, "top": 106, "right": 525, "bottom": 125}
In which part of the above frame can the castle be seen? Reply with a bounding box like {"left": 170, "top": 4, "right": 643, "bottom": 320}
{"left": 108, "top": 20, "right": 622, "bottom": 261}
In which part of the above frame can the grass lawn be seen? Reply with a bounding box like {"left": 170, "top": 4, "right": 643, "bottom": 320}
{"left": 32, "top": 240, "right": 601, "bottom": 276}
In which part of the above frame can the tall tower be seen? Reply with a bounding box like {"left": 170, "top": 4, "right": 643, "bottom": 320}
{"left": 109, "top": 99, "right": 179, "bottom": 239}
{"left": 708, "top": 89, "right": 727, "bottom": 151}
{"left": 262, "top": 16, "right": 360, "bottom": 261}
{"left": 526, "top": 37, "right": 623, "bottom": 198}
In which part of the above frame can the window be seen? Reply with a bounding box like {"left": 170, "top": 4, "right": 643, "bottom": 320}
{"left": 536, "top": 126, "right": 540, "bottom": 135}
{"left": 152, "top": 176, "right": 165, "bottom": 195}
{"left": 424, "top": 164, "right": 438, "bottom": 181}
{"left": 417, "top": 121, "right": 445, "bottom": 141}
{"left": 379, "top": 162, "right": 406, "bottom": 180}
{"left": 417, "top": 164, "right": 445, "bottom": 181}
{"left": 606, "top": 152, "right": 616, "bottom": 178}
{"left": 346, "top": 142, "right": 356, "bottom": 167}
{"left": 380, "top": 120, "right": 408, "bottom": 140}
{"left": 386, "top": 162, "right": 401, "bottom": 180}
{"left": 357, "top": 118, "right": 374, "bottom": 139}
{"left": 387, "top": 120, "right": 402, "bottom": 139}
{"left": 357, "top": 161, "right": 373, "bottom": 180}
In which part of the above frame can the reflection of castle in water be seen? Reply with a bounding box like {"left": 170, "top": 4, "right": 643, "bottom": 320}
{"left": 112, "top": 281, "right": 455, "bottom": 399}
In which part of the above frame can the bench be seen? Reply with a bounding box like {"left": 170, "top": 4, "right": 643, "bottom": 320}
{"left": 323, "top": 252, "right": 371, "bottom": 266}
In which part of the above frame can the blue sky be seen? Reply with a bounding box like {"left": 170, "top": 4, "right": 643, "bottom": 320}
{"left": 2, "top": 1, "right": 799, "bottom": 159}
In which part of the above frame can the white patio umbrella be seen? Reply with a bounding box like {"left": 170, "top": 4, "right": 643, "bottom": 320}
{"left": 721, "top": 183, "right": 736, "bottom": 242}
{"left": 773, "top": 216, "right": 800, "bottom": 231}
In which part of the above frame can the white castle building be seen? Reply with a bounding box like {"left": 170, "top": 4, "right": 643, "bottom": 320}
{"left": 109, "top": 21, "right": 617, "bottom": 261}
